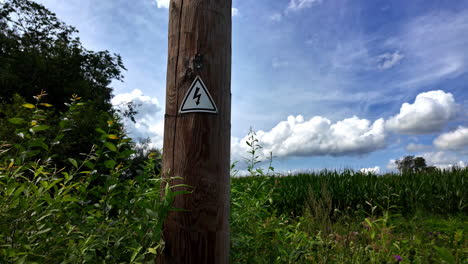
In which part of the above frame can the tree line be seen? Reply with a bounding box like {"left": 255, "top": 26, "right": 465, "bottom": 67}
{"left": 0, "top": 0, "right": 158, "bottom": 177}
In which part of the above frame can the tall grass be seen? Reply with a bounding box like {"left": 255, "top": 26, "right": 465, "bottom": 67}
{"left": 230, "top": 168, "right": 467, "bottom": 263}
{"left": 233, "top": 168, "right": 467, "bottom": 217}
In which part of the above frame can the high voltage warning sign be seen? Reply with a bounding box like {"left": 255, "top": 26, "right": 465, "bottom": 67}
{"left": 179, "top": 76, "right": 218, "bottom": 114}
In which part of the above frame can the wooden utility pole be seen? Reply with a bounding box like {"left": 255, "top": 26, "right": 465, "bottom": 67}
{"left": 158, "top": 0, "right": 231, "bottom": 263}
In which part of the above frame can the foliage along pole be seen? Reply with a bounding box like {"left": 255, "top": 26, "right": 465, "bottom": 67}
{"left": 158, "top": 0, "right": 231, "bottom": 263}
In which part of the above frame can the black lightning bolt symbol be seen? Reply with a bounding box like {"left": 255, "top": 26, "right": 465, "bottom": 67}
{"left": 193, "top": 87, "right": 201, "bottom": 105}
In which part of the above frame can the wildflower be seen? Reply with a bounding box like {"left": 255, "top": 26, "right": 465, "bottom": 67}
{"left": 394, "top": 255, "right": 402, "bottom": 262}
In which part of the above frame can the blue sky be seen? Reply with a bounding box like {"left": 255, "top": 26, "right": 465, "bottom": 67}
{"left": 34, "top": 0, "right": 468, "bottom": 173}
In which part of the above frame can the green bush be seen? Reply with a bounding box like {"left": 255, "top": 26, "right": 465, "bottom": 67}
{"left": 0, "top": 95, "right": 187, "bottom": 263}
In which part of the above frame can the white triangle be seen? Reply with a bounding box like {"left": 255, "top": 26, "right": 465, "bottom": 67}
{"left": 179, "top": 76, "right": 218, "bottom": 114}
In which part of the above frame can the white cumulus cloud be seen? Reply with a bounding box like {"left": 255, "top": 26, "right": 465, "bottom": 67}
{"left": 155, "top": 0, "right": 169, "bottom": 9}
{"left": 434, "top": 126, "right": 468, "bottom": 150}
{"left": 386, "top": 159, "right": 398, "bottom": 171}
{"left": 231, "top": 7, "right": 239, "bottom": 17}
{"left": 422, "top": 151, "right": 466, "bottom": 169}
{"left": 386, "top": 90, "right": 458, "bottom": 134}
{"left": 232, "top": 115, "right": 386, "bottom": 161}
{"left": 287, "top": 0, "right": 322, "bottom": 12}
{"left": 360, "top": 166, "right": 380, "bottom": 174}
{"left": 112, "top": 89, "right": 164, "bottom": 148}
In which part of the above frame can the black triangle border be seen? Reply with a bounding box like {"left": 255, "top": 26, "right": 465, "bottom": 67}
{"left": 179, "top": 76, "right": 218, "bottom": 114}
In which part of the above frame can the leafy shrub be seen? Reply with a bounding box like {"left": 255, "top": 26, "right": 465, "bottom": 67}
{"left": 0, "top": 95, "right": 186, "bottom": 263}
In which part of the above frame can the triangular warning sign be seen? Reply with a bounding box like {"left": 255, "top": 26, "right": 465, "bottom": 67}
{"left": 179, "top": 76, "right": 218, "bottom": 114}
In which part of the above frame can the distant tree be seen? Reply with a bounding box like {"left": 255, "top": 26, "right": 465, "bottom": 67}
{"left": 424, "top": 165, "right": 438, "bottom": 173}
{"left": 395, "top": 156, "right": 430, "bottom": 173}
{"left": 413, "top": 156, "right": 427, "bottom": 172}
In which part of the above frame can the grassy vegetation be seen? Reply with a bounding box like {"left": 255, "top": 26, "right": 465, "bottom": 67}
{"left": 230, "top": 172, "right": 467, "bottom": 263}
{"left": 234, "top": 169, "right": 467, "bottom": 217}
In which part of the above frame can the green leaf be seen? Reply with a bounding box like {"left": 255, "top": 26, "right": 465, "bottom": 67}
{"left": 148, "top": 247, "right": 158, "bottom": 254}
{"left": 68, "top": 158, "right": 78, "bottom": 169}
{"left": 454, "top": 230, "right": 463, "bottom": 244}
{"left": 43, "top": 192, "right": 54, "bottom": 205}
{"left": 46, "top": 179, "right": 63, "bottom": 191}
{"left": 130, "top": 246, "right": 143, "bottom": 263}
{"left": 13, "top": 185, "right": 25, "bottom": 197}
{"left": 104, "top": 160, "right": 116, "bottom": 169}
{"left": 84, "top": 161, "right": 95, "bottom": 169}
{"left": 104, "top": 142, "right": 117, "bottom": 152}
{"left": 107, "top": 134, "right": 119, "bottom": 140}
{"left": 434, "top": 246, "right": 456, "bottom": 264}
{"left": 108, "top": 184, "right": 117, "bottom": 192}
{"left": 8, "top": 117, "right": 25, "bottom": 124}
{"left": 22, "top": 103, "right": 35, "bottom": 109}
{"left": 121, "top": 138, "right": 132, "bottom": 143}
{"left": 6, "top": 184, "right": 17, "bottom": 196}
{"left": 62, "top": 172, "right": 70, "bottom": 181}
{"left": 25, "top": 150, "right": 41, "bottom": 157}
{"left": 119, "top": 149, "right": 135, "bottom": 158}
{"left": 32, "top": 227, "right": 52, "bottom": 237}
{"left": 60, "top": 197, "right": 80, "bottom": 202}
{"left": 95, "top": 128, "right": 106, "bottom": 134}
{"left": 59, "top": 120, "right": 69, "bottom": 128}
{"left": 40, "top": 181, "right": 49, "bottom": 189}
{"left": 17, "top": 255, "right": 27, "bottom": 264}
{"left": 32, "top": 114, "right": 47, "bottom": 120}
{"left": 28, "top": 140, "right": 49, "bottom": 151}
{"left": 145, "top": 208, "right": 158, "bottom": 217}
{"left": 31, "top": 125, "right": 50, "bottom": 132}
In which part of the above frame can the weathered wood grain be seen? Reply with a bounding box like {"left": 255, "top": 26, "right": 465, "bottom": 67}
{"left": 158, "top": 0, "right": 231, "bottom": 263}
